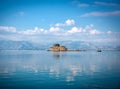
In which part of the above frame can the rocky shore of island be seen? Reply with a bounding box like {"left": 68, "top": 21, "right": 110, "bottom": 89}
{"left": 48, "top": 44, "right": 86, "bottom": 52}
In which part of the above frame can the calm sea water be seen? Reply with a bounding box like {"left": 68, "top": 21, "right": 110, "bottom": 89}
{"left": 0, "top": 50, "right": 120, "bottom": 89}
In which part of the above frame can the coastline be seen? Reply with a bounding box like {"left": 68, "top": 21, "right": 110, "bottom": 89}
{"left": 47, "top": 49, "right": 86, "bottom": 52}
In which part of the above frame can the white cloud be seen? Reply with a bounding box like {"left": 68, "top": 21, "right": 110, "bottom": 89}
{"left": 78, "top": 3, "right": 89, "bottom": 7}
{"left": 55, "top": 23, "right": 64, "bottom": 27}
{"left": 68, "top": 27, "right": 82, "bottom": 33}
{"left": 81, "top": 10, "right": 120, "bottom": 17}
{"left": 19, "top": 27, "right": 47, "bottom": 35}
{"left": 55, "top": 19, "right": 75, "bottom": 27}
{"left": 85, "top": 24, "right": 94, "bottom": 30}
{"left": 107, "top": 31, "right": 112, "bottom": 34}
{"left": 66, "top": 24, "right": 101, "bottom": 35}
{"left": 72, "top": 0, "right": 90, "bottom": 8}
{"left": 0, "top": 26, "right": 16, "bottom": 32}
{"left": 20, "top": 29, "right": 37, "bottom": 35}
{"left": 49, "top": 27, "right": 60, "bottom": 32}
{"left": 89, "top": 29, "right": 100, "bottom": 35}
{"left": 0, "top": 24, "right": 119, "bottom": 44}
{"left": 94, "top": 2, "right": 119, "bottom": 6}
{"left": 65, "top": 19, "right": 75, "bottom": 26}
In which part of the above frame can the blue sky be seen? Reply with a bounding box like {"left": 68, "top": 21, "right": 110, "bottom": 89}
{"left": 0, "top": 0, "right": 120, "bottom": 45}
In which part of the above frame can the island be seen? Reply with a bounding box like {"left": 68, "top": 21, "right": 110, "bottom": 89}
{"left": 48, "top": 44, "right": 86, "bottom": 52}
{"left": 48, "top": 44, "right": 68, "bottom": 51}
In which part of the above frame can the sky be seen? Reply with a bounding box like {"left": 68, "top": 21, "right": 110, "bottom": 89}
{"left": 0, "top": 0, "right": 120, "bottom": 45}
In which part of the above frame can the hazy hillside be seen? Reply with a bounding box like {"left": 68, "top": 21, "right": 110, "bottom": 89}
{"left": 0, "top": 40, "right": 46, "bottom": 50}
{"left": 0, "top": 40, "right": 119, "bottom": 50}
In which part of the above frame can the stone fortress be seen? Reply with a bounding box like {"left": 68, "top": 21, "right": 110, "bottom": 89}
{"left": 48, "top": 44, "right": 67, "bottom": 51}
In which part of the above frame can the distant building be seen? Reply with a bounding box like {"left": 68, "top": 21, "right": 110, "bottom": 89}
{"left": 49, "top": 44, "right": 68, "bottom": 51}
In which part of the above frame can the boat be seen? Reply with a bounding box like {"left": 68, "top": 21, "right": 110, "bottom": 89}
{"left": 97, "top": 50, "right": 102, "bottom": 52}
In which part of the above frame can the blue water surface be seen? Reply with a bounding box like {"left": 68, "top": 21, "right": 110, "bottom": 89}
{"left": 0, "top": 50, "right": 120, "bottom": 89}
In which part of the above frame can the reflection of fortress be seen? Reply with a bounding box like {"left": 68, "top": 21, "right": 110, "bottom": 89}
{"left": 48, "top": 44, "right": 68, "bottom": 51}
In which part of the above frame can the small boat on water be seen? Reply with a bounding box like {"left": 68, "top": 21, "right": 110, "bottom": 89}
{"left": 97, "top": 50, "right": 102, "bottom": 52}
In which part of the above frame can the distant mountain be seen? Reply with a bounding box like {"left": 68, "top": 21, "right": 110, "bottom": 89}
{"left": 0, "top": 40, "right": 119, "bottom": 50}
{"left": 0, "top": 40, "right": 47, "bottom": 50}
{"left": 59, "top": 41, "right": 97, "bottom": 50}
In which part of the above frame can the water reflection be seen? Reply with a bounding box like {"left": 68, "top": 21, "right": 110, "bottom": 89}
{"left": 53, "top": 53, "right": 60, "bottom": 59}
{"left": 0, "top": 50, "right": 120, "bottom": 86}
{"left": 53, "top": 52, "right": 66, "bottom": 59}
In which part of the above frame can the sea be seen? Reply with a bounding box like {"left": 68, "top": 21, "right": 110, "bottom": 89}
{"left": 0, "top": 50, "right": 120, "bottom": 89}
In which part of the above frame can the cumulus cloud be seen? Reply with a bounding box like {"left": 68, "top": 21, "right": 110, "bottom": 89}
{"left": 0, "top": 26, "right": 16, "bottom": 32}
{"left": 19, "top": 27, "right": 47, "bottom": 35}
{"left": 81, "top": 10, "right": 120, "bottom": 17}
{"left": 0, "top": 23, "right": 119, "bottom": 44}
{"left": 0, "top": 25, "right": 101, "bottom": 36}
{"left": 65, "top": 19, "right": 75, "bottom": 26}
{"left": 49, "top": 27, "right": 60, "bottom": 32}
{"left": 89, "top": 29, "right": 100, "bottom": 35}
{"left": 20, "top": 29, "right": 38, "bottom": 35}
{"left": 55, "top": 23, "right": 64, "bottom": 27}
{"left": 55, "top": 19, "right": 75, "bottom": 27}
{"left": 67, "top": 27, "right": 82, "bottom": 33}
{"left": 84, "top": 24, "right": 94, "bottom": 30}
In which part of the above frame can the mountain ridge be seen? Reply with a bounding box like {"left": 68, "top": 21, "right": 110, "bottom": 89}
{"left": 0, "top": 40, "right": 119, "bottom": 50}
